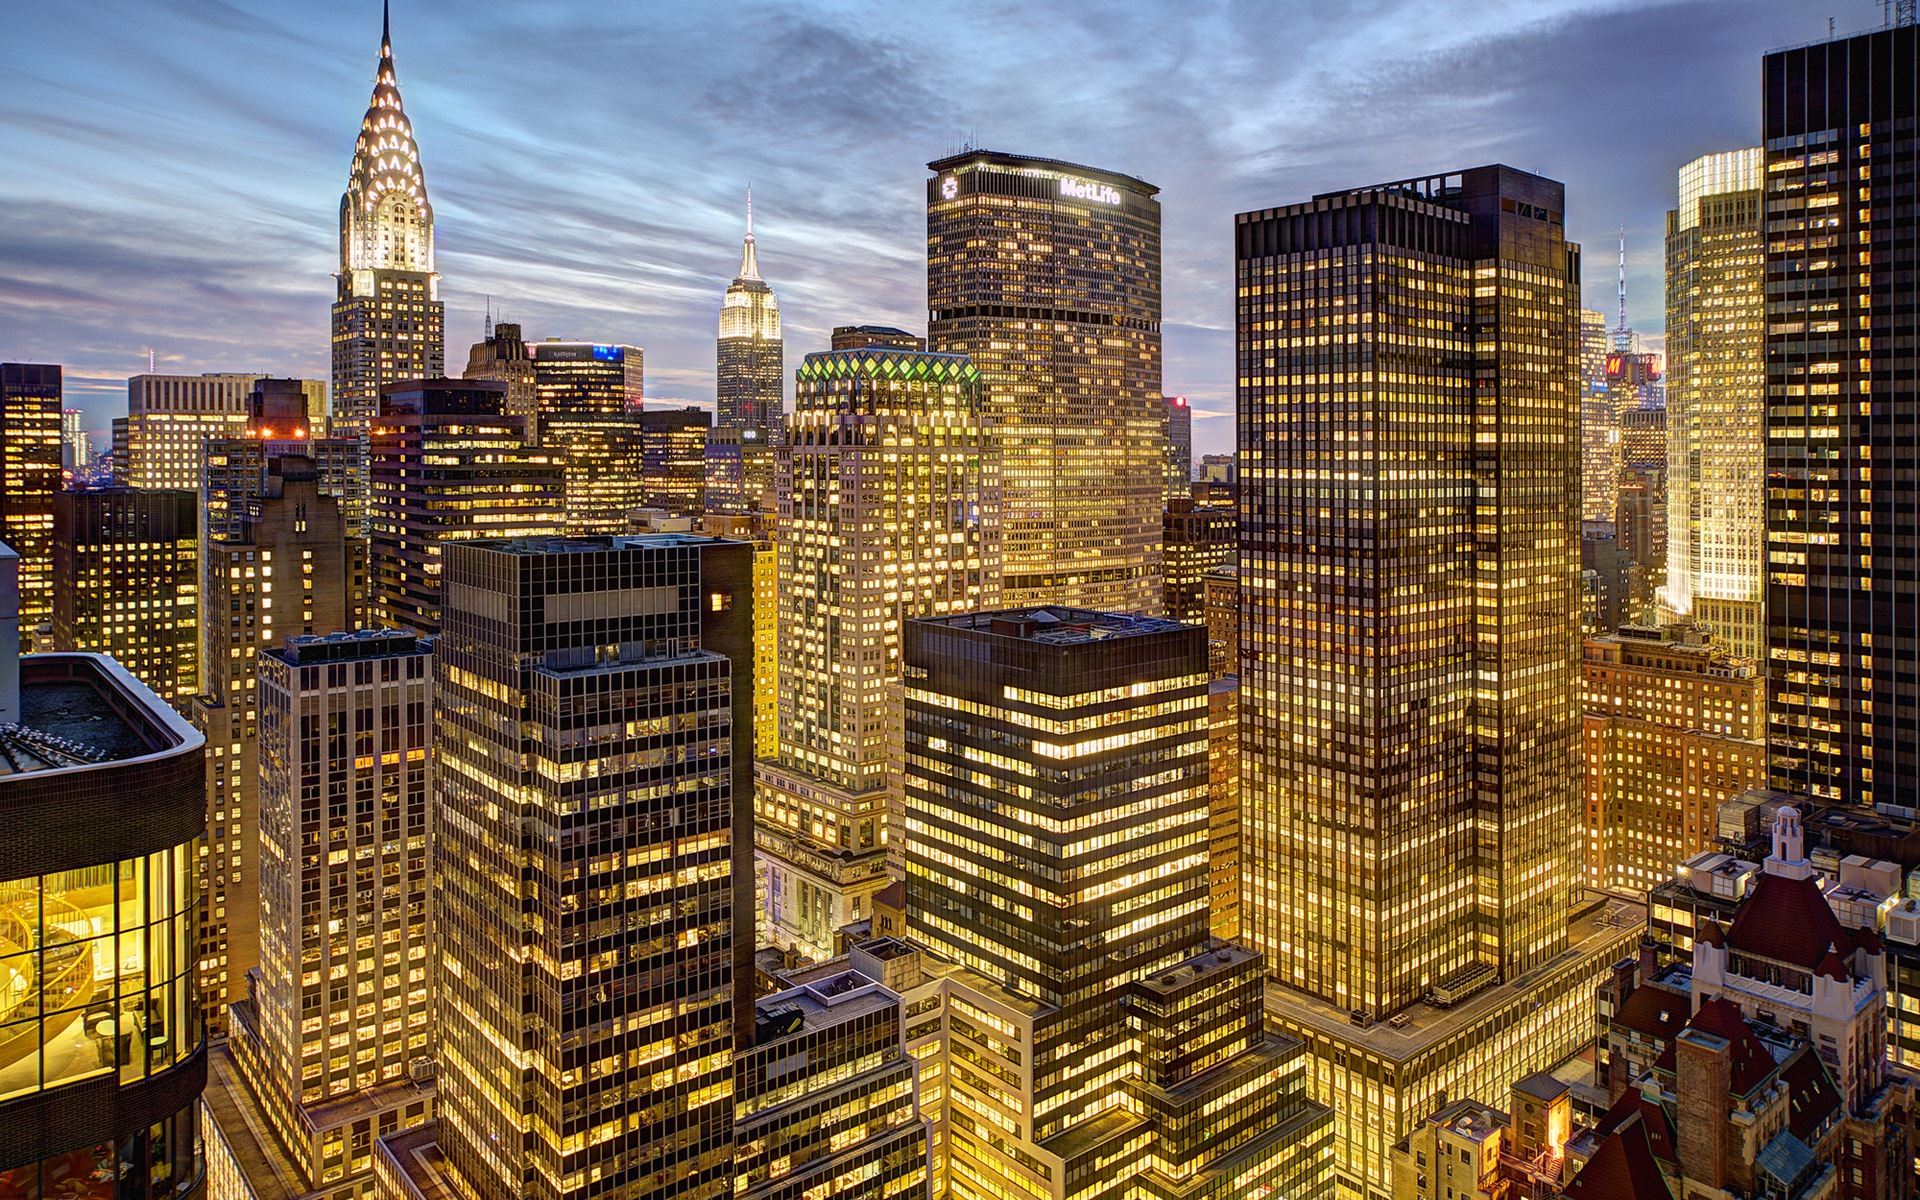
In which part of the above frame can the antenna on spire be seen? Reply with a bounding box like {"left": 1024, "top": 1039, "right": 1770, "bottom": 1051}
{"left": 485, "top": 295, "right": 494, "bottom": 339}
{"left": 382, "top": 0, "right": 392, "bottom": 48}
{"left": 746, "top": 182, "right": 754, "bottom": 240}
{"left": 1614, "top": 224, "right": 1630, "bottom": 349}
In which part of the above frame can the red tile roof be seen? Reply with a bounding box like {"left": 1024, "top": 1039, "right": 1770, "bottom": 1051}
{"left": 1563, "top": 1114, "right": 1675, "bottom": 1200}
{"left": 1726, "top": 870, "right": 1852, "bottom": 971}
{"left": 1779, "top": 1045, "right": 1842, "bottom": 1143}
{"left": 1613, "top": 985, "right": 1687, "bottom": 1043}
{"left": 1652, "top": 998, "right": 1779, "bottom": 1098}
{"left": 1595, "top": 1091, "right": 1677, "bottom": 1167}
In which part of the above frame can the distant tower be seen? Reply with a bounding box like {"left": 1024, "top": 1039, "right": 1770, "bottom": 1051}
{"left": 716, "top": 186, "right": 783, "bottom": 429}
{"left": 331, "top": 1, "right": 445, "bottom": 446}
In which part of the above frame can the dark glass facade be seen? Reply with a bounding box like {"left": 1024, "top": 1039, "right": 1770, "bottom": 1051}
{"left": 530, "top": 343, "right": 643, "bottom": 417}
{"left": 431, "top": 535, "right": 755, "bottom": 1200}
{"left": 368, "top": 379, "right": 564, "bottom": 636}
{"left": 927, "top": 151, "right": 1164, "bottom": 612}
{"left": 1763, "top": 25, "right": 1920, "bottom": 806}
{"left": 1236, "top": 166, "right": 1582, "bottom": 1015}
{"left": 51, "top": 489, "right": 199, "bottom": 713}
{"left": 0, "top": 363, "right": 62, "bottom": 632}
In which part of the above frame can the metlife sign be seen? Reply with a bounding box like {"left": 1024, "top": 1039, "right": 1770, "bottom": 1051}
{"left": 1058, "top": 176, "right": 1123, "bottom": 206}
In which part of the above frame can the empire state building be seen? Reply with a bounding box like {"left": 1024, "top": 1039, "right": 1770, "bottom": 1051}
{"left": 331, "top": 2, "right": 444, "bottom": 445}
{"left": 716, "top": 189, "right": 782, "bottom": 429}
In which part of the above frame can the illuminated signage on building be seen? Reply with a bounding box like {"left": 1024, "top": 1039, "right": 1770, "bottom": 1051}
{"left": 1059, "top": 176, "right": 1123, "bottom": 206}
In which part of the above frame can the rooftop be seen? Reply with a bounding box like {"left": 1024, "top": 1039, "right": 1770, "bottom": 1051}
{"left": 1135, "top": 941, "right": 1258, "bottom": 998}
{"left": 0, "top": 656, "right": 181, "bottom": 777}
{"left": 1266, "top": 896, "right": 1644, "bottom": 1061}
{"left": 465, "top": 533, "right": 748, "bottom": 556}
{"left": 270, "top": 628, "right": 425, "bottom": 667}
{"left": 930, "top": 606, "right": 1193, "bottom": 645}
{"left": 1427, "top": 1098, "right": 1506, "bottom": 1144}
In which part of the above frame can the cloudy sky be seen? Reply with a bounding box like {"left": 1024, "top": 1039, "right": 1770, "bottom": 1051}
{"left": 0, "top": 0, "right": 1877, "bottom": 456}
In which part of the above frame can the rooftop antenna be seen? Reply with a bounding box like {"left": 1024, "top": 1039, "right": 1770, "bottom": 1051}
{"left": 1612, "top": 225, "right": 1630, "bottom": 352}
{"left": 148, "top": 347, "right": 156, "bottom": 373}
{"left": 1890, "top": 0, "right": 1917, "bottom": 26}
{"left": 485, "top": 295, "right": 493, "bottom": 339}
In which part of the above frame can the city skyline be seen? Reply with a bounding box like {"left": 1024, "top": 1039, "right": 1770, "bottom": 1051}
{"left": 0, "top": 0, "right": 1860, "bottom": 456}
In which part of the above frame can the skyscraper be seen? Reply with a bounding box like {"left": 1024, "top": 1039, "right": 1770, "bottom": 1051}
{"left": 1161, "top": 498, "right": 1234, "bottom": 623}
{"left": 203, "top": 377, "right": 367, "bottom": 538}
{"left": 203, "top": 629, "right": 434, "bottom": 1196}
{"left": 702, "top": 425, "right": 775, "bottom": 516}
{"left": 367, "top": 379, "right": 564, "bottom": 635}
{"left": 529, "top": 341, "right": 643, "bottom": 416}
{"left": 1662, "top": 148, "right": 1764, "bottom": 660}
{"left": 716, "top": 191, "right": 782, "bottom": 430}
{"left": 59, "top": 409, "right": 88, "bottom": 472}
{"left": 1238, "top": 167, "right": 1634, "bottom": 1192}
{"left": 636, "top": 407, "right": 711, "bottom": 514}
{"left": 1764, "top": 24, "right": 1920, "bottom": 808}
{"left": 1164, "top": 394, "right": 1192, "bottom": 502}
{"left": 422, "top": 534, "right": 753, "bottom": 1200}
{"left": 194, "top": 456, "right": 363, "bottom": 1036}
{"left": 755, "top": 347, "right": 1000, "bottom": 961}
{"left": 1579, "top": 625, "right": 1765, "bottom": 895}
{"left": 0, "top": 363, "right": 61, "bottom": 633}
{"left": 463, "top": 319, "right": 537, "bottom": 420}
{"left": 331, "top": 6, "right": 444, "bottom": 446}
{"left": 116, "top": 372, "right": 287, "bottom": 490}
{"left": 51, "top": 488, "right": 199, "bottom": 711}
{"left": 0, "top": 553, "right": 209, "bottom": 1200}
{"left": 899, "top": 607, "right": 1334, "bottom": 1200}
{"left": 927, "top": 150, "right": 1163, "bottom": 612}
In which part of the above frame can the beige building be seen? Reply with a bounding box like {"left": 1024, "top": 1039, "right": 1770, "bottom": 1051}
{"left": 194, "top": 457, "right": 364, "bottom": 1037}
{"left": 755, "top": 346, "right": 1000, "bottom": 962}
{"left": 117, "top": 372, "right": 324, "bottom": 491}
{"left": 202, "top": 630, "right": 435, "bottom": 1200}
{"left": 1581, "top": 625, "right": 1765, "bottom": 895}
{"left": 1661, "top": 148, "right": 1764, "bottom": 660}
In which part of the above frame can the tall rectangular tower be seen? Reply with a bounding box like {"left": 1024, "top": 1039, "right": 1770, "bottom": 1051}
{"left": 203, "top": 377, "right": 367, "bottom": 537}
{"left": 755, "top": 346, "right": 1000, "bottom": 962}
{"left": 1164, "top": 394, "right": 1192, "bottom": 503}
{"left": 194, "top": 456, "right": 362, "bottom": 1035}
{"left": 927, "top": 151, "right": 1163, "bottom": 612}
{"left": 899, "top": 607, "right": 1335, "bottom": 1200}
{"left": 212, "top": 629, "right": 434, "bottom": 1192}
{"left": 0, "top": 363, "right": 61, "bottom": 634}
{"left": 368, "top": 379, "right": 564, "bottom": 635}
{"left": 1238, "top": 165, "right": 1581, "bottom": 1013}
{"left": 51, "top": 487, "right": 200, "bottom": 710}
{"left": 430, "top": 535, "right": 755, "bottom": 1200}
{"left": 1237, "top": 166, "right": 1606, "bottom": 1195}
{"left": 1763, "top": 26, "right": 1920, "bottom": 806}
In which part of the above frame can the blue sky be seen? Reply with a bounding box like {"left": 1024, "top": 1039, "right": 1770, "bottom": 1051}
{"left": 0, "top": 0, "right": 1880, "bottom": 457}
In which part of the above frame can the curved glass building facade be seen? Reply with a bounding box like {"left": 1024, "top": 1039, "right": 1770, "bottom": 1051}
{"left": 0, "top": 651, "right": 208, "bottom": 1200}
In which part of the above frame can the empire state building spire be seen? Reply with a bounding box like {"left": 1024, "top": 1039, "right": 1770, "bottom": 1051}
{"left": 737, "top": 183, "right": 761, "bottom": 280}
{"left": 717, "top": 186, "right": 781, "bottom": 429}
{"left": 331, "top": 0, "right": 445, "bottom": 449}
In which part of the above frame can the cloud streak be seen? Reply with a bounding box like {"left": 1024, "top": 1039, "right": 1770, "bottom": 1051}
{"left": 0, "top": 0, "right": 1881, "bottom": 452}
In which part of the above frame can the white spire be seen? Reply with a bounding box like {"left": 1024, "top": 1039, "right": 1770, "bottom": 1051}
{"left": 738, "top": 183, "right": 761, "bottom": 280}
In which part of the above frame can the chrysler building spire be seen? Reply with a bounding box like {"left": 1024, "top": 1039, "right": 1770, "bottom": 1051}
{"left": 330, "top": 1, "right": 445, "bottom": 453}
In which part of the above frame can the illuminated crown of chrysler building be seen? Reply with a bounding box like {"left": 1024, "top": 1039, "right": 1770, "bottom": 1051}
{"left": 330, "top": 0, "right": 445, "bottom": 448}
